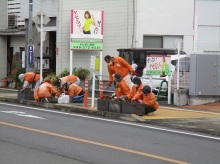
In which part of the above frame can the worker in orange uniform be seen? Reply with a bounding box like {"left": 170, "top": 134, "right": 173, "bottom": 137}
{"left": 18, "top": 72, "right": 41, "bottom": 91}
{"left": 64, "top": 83, "right": 84, "bottom": 103}
{"left": 132, "top": 85, "right": 159, "bottom": 114}
{"left": 113, "top": 73, "right": 130, "bottom": 99}
{"left": 34, "top": 80, "right": 56, "bottom": 102}
{"left": 126, "top": 77, "right": 144, "bottom": 100}
{"left": 104, "top": 55, "right": 136, "bottom": 89}
{"left": 55, "top": 75, "right": 80, "bottom": 97}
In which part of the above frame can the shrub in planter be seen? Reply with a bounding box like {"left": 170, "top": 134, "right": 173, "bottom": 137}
{"left": 44, "top": 73, "right": 58, "bottom": 86}
{"left": 73, "top": 67, "right": 90, "bottom": 80}
{"left": 58, "top": 69, "right": 70, "bottom": 78}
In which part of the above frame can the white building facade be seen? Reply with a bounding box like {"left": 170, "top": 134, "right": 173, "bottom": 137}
{"left": 1, "top": 0, "right": 208, "bottom": 79}
{"left": 56, "top": 0, "right": 195, "bottom": 76}
{"left": 195, "top": 0, "right": 220, "bottom": 52}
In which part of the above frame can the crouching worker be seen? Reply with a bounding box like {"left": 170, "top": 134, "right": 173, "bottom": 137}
{"left": 19, "top": 72, "right": 41, "bottom": 91}
{"left": 64, "top": 83, "right": 84, "bottom": 103}
{"left": 55, "top": 75, "right": 80, "bottom": 97}
{"left": 132, "top": 85, "right": 159, "bottom": 114}
{"left": 34, "top": 80, "right": 56, "bottom": 102}
{"left": 114, "top": 73, "right": 130, "bottom": 99}
{"left": 126, "top": 77, "right": 144, "bottom": 100}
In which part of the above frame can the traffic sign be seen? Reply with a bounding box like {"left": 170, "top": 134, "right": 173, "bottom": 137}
{"left": 28, "top": 45, "right": 33, "bottom": 64}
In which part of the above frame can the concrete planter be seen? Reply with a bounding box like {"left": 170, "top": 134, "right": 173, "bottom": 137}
{"left": 121, "top": 102, "right": 145, "bottom": 115}
{"left": 97, "top": 99, "right": 109, "bottom": 111}
{"left": 108, "top": 100, "right": 122, "bottom": 113}
{"left": 174, "top": 88, "right": 189, "bottom": 106}
{"left": 0, "top": 79, "right": 7, "bottom": 88}
{"left": 18, "top": 90, "right": 34, "bottom": 100}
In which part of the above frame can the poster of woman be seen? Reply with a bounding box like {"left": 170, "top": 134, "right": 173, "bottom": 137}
{"left": 71, "top": 10, "right": 104, "bottom": 39}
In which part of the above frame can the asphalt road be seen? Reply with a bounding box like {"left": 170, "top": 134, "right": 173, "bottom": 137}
{"left": 0, "top": 102, "right": 220, "bottom": 164}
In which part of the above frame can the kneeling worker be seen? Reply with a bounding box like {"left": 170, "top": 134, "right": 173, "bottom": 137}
{"left": 63, "top": 82, "right": 84, "bottom": 103}
{"left": 132, "top": 85, "right": 159, "bottom": 114}
{"left": 127, "top": 77, "right": 144, "bottom": 100}
{"left": 55, "top": 75, "right": 80, "bottom": 97}
{"left": 114, "top": 73, "right": 130, "bottom": 99}
{"left": 34, "top": 80, "right": 56, "bottom": 102}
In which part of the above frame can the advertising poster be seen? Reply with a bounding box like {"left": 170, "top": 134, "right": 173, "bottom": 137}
{"left": 70, "top": 10, "right": 104, "bottom": 50}
{"left": 146, "top": 55, "right": 171, "bottom": 76}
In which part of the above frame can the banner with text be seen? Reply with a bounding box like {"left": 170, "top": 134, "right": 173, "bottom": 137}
{"left": 146, "top": 55, "right": 171, "bottom": 76}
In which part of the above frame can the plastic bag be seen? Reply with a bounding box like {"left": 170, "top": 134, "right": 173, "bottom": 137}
{"left": 58, "top": 93, "right": 70, "bottom": 103}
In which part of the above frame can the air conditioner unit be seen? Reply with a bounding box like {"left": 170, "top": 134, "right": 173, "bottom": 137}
{"left": 8, "top": 14, "right": 18, "bottom": 29}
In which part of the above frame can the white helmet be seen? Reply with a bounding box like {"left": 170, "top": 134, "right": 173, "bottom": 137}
{"left": 18, "top": 74, "right": 24, "bottom": 81}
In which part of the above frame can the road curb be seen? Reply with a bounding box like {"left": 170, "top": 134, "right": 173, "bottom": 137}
{"left": 0, "top": 97, "right": 138, "bottom": 122}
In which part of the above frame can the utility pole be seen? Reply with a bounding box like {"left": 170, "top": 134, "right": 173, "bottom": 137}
{"left": 27, "top": 0, "right": 34, "bottom": 72}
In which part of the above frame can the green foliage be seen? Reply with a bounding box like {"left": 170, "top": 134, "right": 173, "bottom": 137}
{"left": 58, "top": 69, "right": 70, "bottom": 78}
{"left": 73, "top": 67, "right": 90, "bottom": 80}
{"left": 44, "top": 73, "right": 58, "bottom": 85}
{"left": 13, "top": 68, "right": 26, "bottom": 88}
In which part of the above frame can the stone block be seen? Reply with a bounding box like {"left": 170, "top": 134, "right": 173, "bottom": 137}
{"left": 18, "top": 90, "right": 34, "bottom": 100}
{"left": 121, "top": 102, "right": 145, "bottom": 115}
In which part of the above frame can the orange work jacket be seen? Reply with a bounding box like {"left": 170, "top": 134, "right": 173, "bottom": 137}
{"left": 24, "top": 72, "right": 40, "bottom": 83}
{"left": 60, "top": 75, "right": 78, "bottom": 83}
{"left": 134, "top": 92, "right": 159, "bottom": 110}
{"left": 127, "top": 84, "right": 144, "bottom": 99}
{"left": 67, "top": 83, "right": 82, "bottom": 99}
{"left": 57, "top": 75, "right": 79, "bottom": 96}
{"left": 107, "top": 57, "right": 134, "bottom": 82}
{"left": 115, "top": 80, "right": 130, "bottom": 98}
{"left": 34, "top": 82, "right": 56, "bottom": 101}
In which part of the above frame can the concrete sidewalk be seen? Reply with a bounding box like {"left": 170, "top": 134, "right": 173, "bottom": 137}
{"left": 0, "top": 88, "right": 220, "bottom": 136}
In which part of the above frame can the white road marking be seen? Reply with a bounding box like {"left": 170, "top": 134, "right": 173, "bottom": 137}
{"left": 0, "top": 102, "right": 220, "bottom": 141}
{"left": 1, "top": 110, "right": 45, "bottom": 119}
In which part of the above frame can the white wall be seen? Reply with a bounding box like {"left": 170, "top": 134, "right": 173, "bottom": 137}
{"left": 0, "top": 36, "right": 7, "bottom": 78}
{"left": 57, "top": 0, "right": 134, "bottom": 76}
{"left": 196, "top": 0, "right": 220, "bottom": 51}
{"left": 136, "top": 0, "right": 194, "bottom": 52}
{"left": 0, "top": 0, "right": 7, "bottom": 29}
{"left": 10, "top": 35, "right": 25, "bottom": 54}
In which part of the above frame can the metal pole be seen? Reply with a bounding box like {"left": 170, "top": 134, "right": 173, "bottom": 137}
{"left": 27, "top": 0, "right": 34, "bottom": 72}
{"left": 99, "top": 51, "right": 103, "bottom": 80}
{"left": 40, "top": 12, "right": 43, "bottom": 83}
{"left": 177, "top": 42, "right": 180, "bottom": 90}
{"left": 70, "top": 49, "right": 73, "bottom": 75}
{"left": 91, "top": 71, "right": 96, "bottom": 108}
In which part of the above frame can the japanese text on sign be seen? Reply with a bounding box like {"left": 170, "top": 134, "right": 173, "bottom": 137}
{"left": 146, "top": 55, "right": 171, "bottom": 75}
{"left": 71, "top": 39, "right": 103, "bottom": 50}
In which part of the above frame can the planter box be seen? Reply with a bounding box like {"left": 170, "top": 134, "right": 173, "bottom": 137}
{"left": 18, "top": 90, "right": 34, "bottom": 100}
{"left": 108, "top": 100, "right": 121, "bottom": 113}
{"left": 97, "top": 99, "right": 109, "bottom": 111}
{"left": 0, "top": 80, "right": 7, "bottom": 88}
{"left": 121, "top": 102, "right": 145, "bottom": 116}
